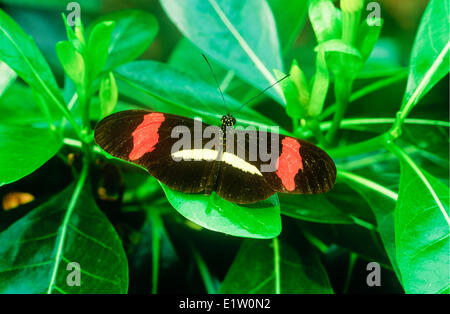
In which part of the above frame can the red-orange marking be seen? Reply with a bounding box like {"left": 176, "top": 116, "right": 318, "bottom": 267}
{"left": 276, "top": 137, "right": 303, "bottom": 191}
{"left": 129, "top": 113, "right": 165, "bottom": 160}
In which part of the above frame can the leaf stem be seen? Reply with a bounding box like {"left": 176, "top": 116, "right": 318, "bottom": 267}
{"left": 320, "top": 70, "right": 408, "bottom": 121}
{"left": 329, "top": 134, "right": 386, "bottom": 159}
{"left": 390, "top": 41, "right": 450, "bottom": 139}
{"left": 321, "top": 117, "right": 450, "bottom": 130}
{"left": 338, "top": 169, "right": 398, "bottom": 201}
{"left": 326, "top": 77, "right": 354, "bottom": 144}
{"left": 46, "top": 157, "right": 89, "bottom": 293}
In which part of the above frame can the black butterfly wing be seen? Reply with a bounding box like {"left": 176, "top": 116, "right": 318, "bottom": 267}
{"left": 218, "top": 128, "right": 336, "bottom": 197}
{"left": 94, "top": 110, "right": 218, "bottom": 194}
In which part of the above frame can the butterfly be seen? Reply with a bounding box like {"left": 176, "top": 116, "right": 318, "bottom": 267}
{"left": 94, "top": 109, "right": 336, "bottom": 204}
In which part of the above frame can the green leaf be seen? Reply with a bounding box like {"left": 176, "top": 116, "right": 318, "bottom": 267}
{"left": 168, "top": 39, "right": 254, "bottom": 105}
{"left": 0, "top": 125, "right": 62, "bottom": 185}
{"left": 392, "top": 145, "right": 450, "bottom": 294}
{"left": 114, "top": 60, "right": 283, "bottom": 131}
{"left": 99, "top": 72, "right": 118, "bottom": 118}
{"left": 56, "top": 41, "right": 85, "bottom": 87}
{"left": 289, "top": 60, "right": 310, "bottom": 106}
{"left": 0, "top": 8, "right": 64, "bottom": 109}
{"left": 308, "top": 0, "right": 342, "bottom": 44}
{"left": 273, "top": 69, "right": 304, "bottom": 119}
{"left": 160, "top": 0, "right": 285, "bottom": 105}
{"left": 90, "top": 10, "right": 159, "bottom": 71}
{"left": 298, "top": 221, "right": 392, "bottom": 267}
{"left": 319, "top": 39, "right": 363, "bottom": 79}
{"left": 0, "top": 84, "right": 43, "bottom": 125}
{"left": 160, "top": 183, "right": 281, "bottom": 239}
{"left": 308, "top": 47, "right": 330, "bottom": 116}
{"left": 280, "top": 193, "right": 354, "bottom": 224}
{"left": 399, "top": 0, "right": 450, "bottom": 119}
{"left": 268, "top": 0, "right": 308, "bottom": 52}
{"left": 356, "top": 18, "right": 383, "bottom": 62}
{"left": 0, "top": 182, "right": 129, "bottom": 293}
{"left": 338, "top": 170, "right": 400, "bottom": 277}
{"left": 87, "top": 20, "right": 116, "bottom": 81}
{"left": 219, "top": 237, "right": 333, "bottom": 293}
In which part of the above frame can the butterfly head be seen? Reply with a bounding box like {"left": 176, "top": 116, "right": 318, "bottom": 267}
{"left": 221, "top": 113, "right": 236, "bottom": 132}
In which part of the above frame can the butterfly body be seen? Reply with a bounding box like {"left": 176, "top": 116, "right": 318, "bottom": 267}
{"left": 94, "top": 110, "right": 336, "bottom": 204}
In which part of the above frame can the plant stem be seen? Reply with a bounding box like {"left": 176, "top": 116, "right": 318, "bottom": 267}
{"left": 319, "top": 70, "right": 408, "bottom": 121}
{"left": 338, "top": 168, "right": 398, "bottom": 201}
{"left": 328, "top": 134, "right": 385, "bottom": 159}
{"left": 272, "top": 237, "right": 281, "bottom": 294}
{"left": 389, "top": 42, "right": 450, "bottom": 139}
{"left": 325, "top": 77, "right": 354, "bottom": 144}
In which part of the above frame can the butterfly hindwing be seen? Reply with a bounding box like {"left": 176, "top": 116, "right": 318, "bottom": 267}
{"left": 219, "top": 129, "right": 336, "bottom": 197}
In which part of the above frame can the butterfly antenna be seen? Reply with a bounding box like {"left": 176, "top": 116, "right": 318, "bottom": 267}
{"left": 202, "top": 54, "right": 227, "bottom": 111}
{"left": 235, "top": 74, "right": 290, "bottom": 114}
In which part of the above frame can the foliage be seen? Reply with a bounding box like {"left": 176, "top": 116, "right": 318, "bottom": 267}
{"left": 0, "top": 0, "right": 448, "bottom": 294}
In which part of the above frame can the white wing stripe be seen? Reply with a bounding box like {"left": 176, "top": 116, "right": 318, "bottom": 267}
{"left": 171, "top": 149, "right": 263, "bottom": 176}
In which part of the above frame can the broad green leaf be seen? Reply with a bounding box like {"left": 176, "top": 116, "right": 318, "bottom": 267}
{"left": 160, "top": 184, "right": 281, "bottom": 239}
{"left": 280, "top": 193, "right": 353, "bottom": 224}
{"left": 401, "top": 0, "right": 450, "bottom": 113}
{"left": 339, "top": 170, "right": 400, "bottom": 277}
{"left": 298, "top": 221, "right": 392, "bottom": 267}
{"left": 0, "top": 125, "right": 62, "bottom": 185}
{"left": 308, "top": 0, "right": 342, "bottom": 43}
{"left": 0, "top": 183, "right": 129, "bottom": 293}
{"left": 0, "top": 84, "right": 45, "bottom": 125}
{"left": 160, "top": 0, "right": 285, "bottom": 105}
{"left": 268, "top": 0, "right": 308, "bottom": 52}
{"left": 0, "top": 9, "right": 64, "bottom": 109}
{"left": 114, "top": 60, "right": 283, "bottom": 131}
{"left": 89, "top": 10, "right": 159, "bottom": 71}
{"left": 219, "top": 237, "right": 333, "bottom": 293}
{"left": 56, "top": 41, "right": 85, "bottom": 87}
{"left": 99, "top": 72, "right": 118, "bottom": 118}
{"left": 169, "top": 39, "right": 229, "bottom": 84}
{"left": 168, "top": 38, "right": 255, "bottom": 105}
{"left": 87, "top": 20, "right": 116, "bottom": 81}
{"left": 394, "top": 151, "right": 450, "bottom": 294}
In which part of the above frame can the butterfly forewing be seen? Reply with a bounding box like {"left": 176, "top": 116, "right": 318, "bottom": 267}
{"left": 95, "top": 110, "right": 218, "bottom": 194}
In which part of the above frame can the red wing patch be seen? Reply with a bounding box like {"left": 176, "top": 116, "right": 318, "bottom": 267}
{"left": 129, "top": 113, "right": 165, "bottom": 160}
{"left": 276, "top": 137, "right": 303, "bottom": 191}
